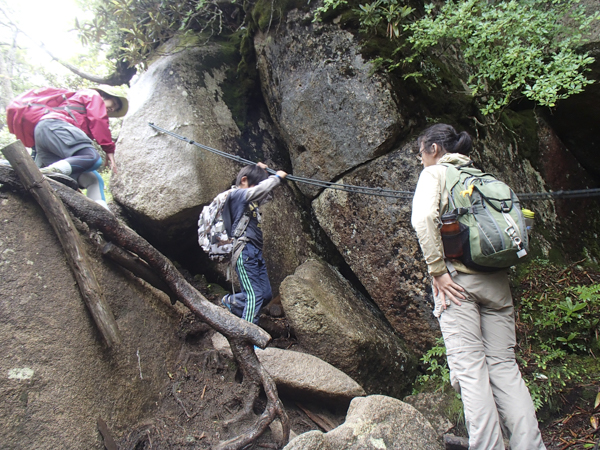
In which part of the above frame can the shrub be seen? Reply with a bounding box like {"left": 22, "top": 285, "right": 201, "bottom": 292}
{"left": 414, "top": 259, "right": 600, "bottom": 412}
{"left": 404, "top": 0, "right": 599, "bottom": 115}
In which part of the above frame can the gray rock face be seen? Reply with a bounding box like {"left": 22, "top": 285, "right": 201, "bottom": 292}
{"left": 258, "top": 347, "right": 366, "bottom": 406}
{"left": 279, "top": 259, "right": 416, "bottom": 399}
{"left": 311, "top": 143, "right": 439, "bottom": 353}
{"left": 110, "top": 36, "right": 317, "bottom": 293}
{"left": 283, "top": 395, "right": 444, "bottom": 450}
{"left": 212, "top": 334, "right": 365, "bottom": 406}
{"left": 310, "top": 128, "right": 554, "bottom": 353}
{"left": 403, "top": 391, "right": 456, "bottom": 438}
{"left": 0, "top": 191, "right": 182, "bottom": 449}
{"left": 111, "top": 37, "right": 241, "bottom": 236}
{"left": 255, "top": 10, "right": 407, "bottom": 197}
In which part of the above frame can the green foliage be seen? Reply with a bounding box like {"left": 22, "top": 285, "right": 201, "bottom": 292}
{"left": 404, "top": 0, "right": 599, "bottom": 115}
{"left": 313, "top": 0, "right": 413, "bottom": 40}
{"left": 356, "top": 0, "right": 413, "bottom": 39}
{"left": 77, "top": 0, "right": 236, "bottom": 69}
{"left": 519, "top": 270, "right": 600, "bottom": 356}
{"left": 414, "top": 259, "right": 600, "bottom": 413}
{"left": 313, "top": 0, "right": 349, "bottom": 23}
{"left": 413, "top": 337, "right": 453, "bottom": 392}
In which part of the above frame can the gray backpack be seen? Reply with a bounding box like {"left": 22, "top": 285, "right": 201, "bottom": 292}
{"left": 197, "top": 188, "right": 250, "bottom": 262}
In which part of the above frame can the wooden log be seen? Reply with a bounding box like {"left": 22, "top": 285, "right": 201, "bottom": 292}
{"left": 101, "top": 242, "right": 179, "bottom": 304}
{"left": 2, "top": 141, "right": 121, "bottom": 347}
{"left": 0, "top": 161, "right": 271, "bottom": 347}
{"left": 444, "top": 434, "right": 469, "bottom": 450}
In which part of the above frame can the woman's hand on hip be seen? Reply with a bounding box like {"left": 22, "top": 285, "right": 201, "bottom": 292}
{"left": 433, "top": 272, "right": 465, "bottom": 310}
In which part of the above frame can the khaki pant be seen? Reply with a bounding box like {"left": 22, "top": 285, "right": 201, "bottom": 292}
{"left": 437, "top": 270, "right": 546, "bottom": 450}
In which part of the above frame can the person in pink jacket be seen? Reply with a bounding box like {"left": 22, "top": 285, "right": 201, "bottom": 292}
{"left": 33, "top": 86, "right": 128, "bottom": 177}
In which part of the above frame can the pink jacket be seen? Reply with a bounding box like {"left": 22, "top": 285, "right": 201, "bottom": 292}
{"left": 41, "top": 89, "right": 116, "bottom": 154}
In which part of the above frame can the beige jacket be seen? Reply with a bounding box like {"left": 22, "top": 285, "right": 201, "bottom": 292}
{"left": 411, "top": 153, "right": 478, "bottom": 277}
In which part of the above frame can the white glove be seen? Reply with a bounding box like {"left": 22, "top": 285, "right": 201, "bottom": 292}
{"left": 432, "top": 288, "right": 450, "bottom": 318}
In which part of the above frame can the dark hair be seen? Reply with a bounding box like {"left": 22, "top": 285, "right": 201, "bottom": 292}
{"left": 417, "top": 123, "right": 472, "bottom": 155}
{"left": 97, "top": 91, "right": 122, "bottom": 112}
{"left": 236, "top": 164, "right": 269, "bottom": 187}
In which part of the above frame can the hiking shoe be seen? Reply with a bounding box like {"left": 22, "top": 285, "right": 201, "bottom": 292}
{"left": 221, "top": 294, "right": 232, "bottom": 312}
{"left": 40, "top": 166, "right": 64, "bottom": 174}
{"left": 44, "top": 172, "right": 79, "bottom": 191}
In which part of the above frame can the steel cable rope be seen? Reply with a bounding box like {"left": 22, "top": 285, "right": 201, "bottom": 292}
{"left": 149, "top": 123, "right": 600, "bottom": 201}
{"left": 149, "top": 123, "right": 414, "bottom": 199}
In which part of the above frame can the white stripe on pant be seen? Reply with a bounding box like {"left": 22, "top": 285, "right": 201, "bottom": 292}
{"left": 437, "top": 269, "right": 546, "bottom": 450}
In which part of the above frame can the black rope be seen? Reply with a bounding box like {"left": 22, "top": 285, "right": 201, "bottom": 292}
{"left": 148, "top": 123, "right": 600, "bottom": 201}
{"left": 518, "top": 189, "right": 600, "bottom": 200}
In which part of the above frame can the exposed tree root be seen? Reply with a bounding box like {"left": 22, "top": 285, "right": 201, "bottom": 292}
{"left": 216, "top": 339, "right": 290, "bottom": 450}
{"left": 0, "top": 163, "right": 289, "bottom": 449}
{"left": 222, "top": 381, "right": 260, "bottom": 428}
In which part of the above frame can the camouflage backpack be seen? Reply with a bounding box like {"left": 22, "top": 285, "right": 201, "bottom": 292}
{"left": 198, "top": 188, "right": 250, "bottom": 262}
{"left": 442, "top": 162, "right": 529, "bottom": 271}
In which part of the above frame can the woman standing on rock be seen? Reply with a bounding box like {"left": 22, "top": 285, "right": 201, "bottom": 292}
{"left": 410, "top": 123, "right": 545, "bottom": 450}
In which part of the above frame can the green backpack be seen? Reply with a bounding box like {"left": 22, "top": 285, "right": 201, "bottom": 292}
{"left": 441, "top": 162, "right": 529, "bottom": 271}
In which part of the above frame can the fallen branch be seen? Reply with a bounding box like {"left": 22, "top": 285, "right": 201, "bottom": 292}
{"left": 296, "top": 403, "right": 336, "bottom": 431}
{"left": 444, "top": 434, "right": 469, "bottom": 450}
{"left": 2, "top": 141, "right": 121, "bottom": 347}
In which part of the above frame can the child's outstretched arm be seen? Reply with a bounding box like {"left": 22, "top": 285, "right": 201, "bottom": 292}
{"left": 256, "top": 162, "right": 287, "bottom": 179}
{"left": 245, "top": 163, "right": 287, "bottom": 203}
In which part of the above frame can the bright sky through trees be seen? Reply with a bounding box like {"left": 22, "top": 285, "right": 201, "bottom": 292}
{"left": 7, "top": 0, "right": 91, "bottom": 70}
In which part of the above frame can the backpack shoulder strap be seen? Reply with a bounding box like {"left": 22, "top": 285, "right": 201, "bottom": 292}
{"left": 221, "top": 189, "right": 234, "bottom": 235}
{"left": 440, "top": 163, "right": 461, "bottom": 208}
{"left": 221, "top": 187, "right": 251, "bottom": 238}
{"left": 232, "top": 211, "right": 251, "bottom": 238}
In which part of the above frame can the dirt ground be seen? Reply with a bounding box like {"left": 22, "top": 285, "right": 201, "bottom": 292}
{"left": 114, "top": 282, "right": 343, "bottom": 450}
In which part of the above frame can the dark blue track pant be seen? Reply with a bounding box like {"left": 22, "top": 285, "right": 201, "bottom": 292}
{"left": 230, "top": 242, "right": 272, "bottom": 325}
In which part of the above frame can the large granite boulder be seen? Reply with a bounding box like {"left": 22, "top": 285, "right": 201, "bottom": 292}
{"left": 0, "top": 191, "right": 183, "bottom": 449}
{"left": 257, "top": 347, "right": 365, "bottom": 407}
{"left": 279, "top": 259, "right": 416, "bottom": 399}
{"left": 255, "top": 10, "right": 411, "bottom": 197}
{"left": 111, "top": 37, "right": 241, "bottom": 239}
{"left": 212, "top": 333, "right": 365, "bottom": 407}
{"left": 110, "top": 35, "right": 317, "bottom": 294}
{"left": 283, "top": 395, "right": 444, "bottom": 450}
{"left": 311, "top": 126, "right": 557, "bottom": 352}
{"left": 311, "top": 143, "right": 438, "bottom": 352}
{"left": 402, "top": 391, "right": 457, "bottom": 439}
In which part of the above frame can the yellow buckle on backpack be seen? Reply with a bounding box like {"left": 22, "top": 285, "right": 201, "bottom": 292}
{"left": 460, "top": 185, "right": 474, "bottom": 197}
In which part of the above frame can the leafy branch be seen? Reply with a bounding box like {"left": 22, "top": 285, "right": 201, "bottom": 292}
{"left": 76, "top": 0, "right": 238, "bottom": 70}
{"left": 404, "top": 0, "right": 599, "bottom": 115}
